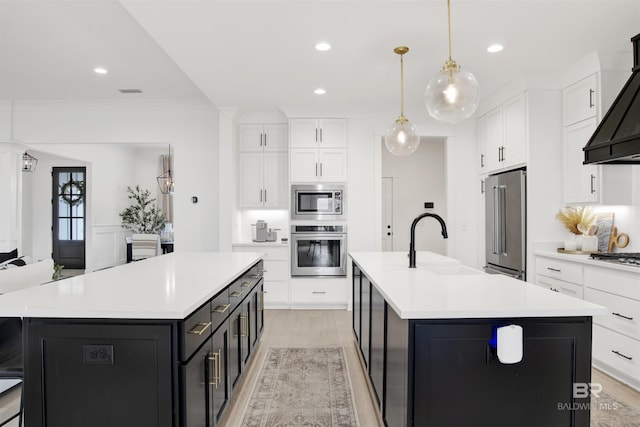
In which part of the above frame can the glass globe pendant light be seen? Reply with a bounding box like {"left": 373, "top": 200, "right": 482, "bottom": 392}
{"left": 385, "top": 46, "right": 420, "bottom": 156}
{"left": 424, "top": 0, "right": 479, "bottom": 124}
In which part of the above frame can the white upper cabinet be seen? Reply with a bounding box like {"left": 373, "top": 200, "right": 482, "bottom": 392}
{"left": 478, "top": 92, "right": 527, "bottom": 174}
{"left": 289, "top": 118, "right": 348, "bottom": 182}
{"left": 563, "top": 118, "right": 600, "bottom": 203}
{"left": 238, "top": 123, "right": 288, "bottom": 152}
{"left": 290, "top": 119, "right": 347, "bottom": 148}
{"left": 237, "top": 123, "right": 288, "bottom": 208}
{"left": 561, "top": 58, "right": 632, "bottom": 205}
{"left": 476, "top": 116, "right": 487, "bottom": 172}
{"left": 563, "top": 74, "right": 598, "bottom": 126}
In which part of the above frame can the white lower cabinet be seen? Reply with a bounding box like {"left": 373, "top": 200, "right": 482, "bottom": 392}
{"left": 232, "top": 244, "right": 290, "bottom": 308}
{"left": 290, "top": 278, "right": 348, "bottom": 308}
{"left": 535, "top": 254, "right": 640, "bottom": 389}
{"left": 535, "top": 275, "right": 583, "bottom": 299}
{"left": 592, "top": 324, "right": 640, "bottom": 387}
{"left": 534, "top": 256, "right": 584, "bottom": 299}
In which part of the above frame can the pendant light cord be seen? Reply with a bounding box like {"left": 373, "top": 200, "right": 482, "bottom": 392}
{"left": 400, "top": 52, "right": 405, "bottom": 118}
{"left": 447, "top": 0, "right": 453, "bottom": 62}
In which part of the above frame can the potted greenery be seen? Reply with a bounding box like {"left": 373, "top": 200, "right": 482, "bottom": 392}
{"left": 119, "top": 185, "right": 166, "bottom": 234}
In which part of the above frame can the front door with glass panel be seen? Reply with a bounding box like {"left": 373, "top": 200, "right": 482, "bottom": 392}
{"left": 52, "top": 167, "right": 86, "bottom": 269}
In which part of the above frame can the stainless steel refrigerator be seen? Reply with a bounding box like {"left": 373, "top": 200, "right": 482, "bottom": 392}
{"left": 484, "top": 168, "right": 526, "bottom": 280}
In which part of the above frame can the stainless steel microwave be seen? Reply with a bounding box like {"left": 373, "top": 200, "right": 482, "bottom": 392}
{"left": 291, "top": 184, "right": 345, "bottom": 221}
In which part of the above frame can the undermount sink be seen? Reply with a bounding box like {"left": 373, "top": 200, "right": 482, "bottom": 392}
{"left": 418, "top": 264, "right": 484, "bottom": 276}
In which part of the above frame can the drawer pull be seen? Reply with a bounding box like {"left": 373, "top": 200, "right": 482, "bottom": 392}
{"left": 258, "top": 291, "right": 265, "bottom": 311}
{"left": 230, "top": 291, "right": 243, "bottom": 298}
{"left": 208, "top": 350, "right": 221, "bottom": 388}
{"left": 250, "top": 274, "right": 263, "bottom": 279}
{"left": 257, "top": 269, "right": 267, "bottom": 273}
{"left": 312, "top": 291, "right": 327, "bottom": 295}
{"left": 241, "top": 281, "right": 252, "bottom": 288}
{"left": 611, "top": 350, "right": 633, "bottom": 361}
{"left": 212, "top": 303, "right": 231, "bottom": 314}
{"left": 612, "top": 312, "right": 634, "bottom": 321}
{"left": 546, "top": 267, "right": 561, "bottom": 273}
{"left": 187, "top": 321, "right": 212, "bottom": 335}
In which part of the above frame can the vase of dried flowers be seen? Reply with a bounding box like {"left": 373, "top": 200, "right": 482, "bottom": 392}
{"left": 556, "top": 206, "right": 595, "bottom": 251}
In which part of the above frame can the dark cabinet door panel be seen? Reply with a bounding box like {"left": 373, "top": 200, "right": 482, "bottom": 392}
{"left": 369, "top": 285, "right": 385, "bottom": 409}
{"left": 26, "top": 322, "right": 174, "bottom": 427}
{"left": 413, "top": 319, "right": 592, "bottom": 427}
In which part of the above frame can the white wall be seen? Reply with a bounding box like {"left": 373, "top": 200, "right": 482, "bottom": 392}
{"left": 11, "top": 99, "right": 220, "bottom": 270}
{"left": 345, "top": 114, "right": 478, "bottom": 268}
{"left": 382, "top": 136, "right": 446, "bottom": 254}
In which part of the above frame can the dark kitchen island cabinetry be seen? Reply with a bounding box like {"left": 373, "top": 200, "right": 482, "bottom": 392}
{"left": 0, "top": 252, "right": 266, "bottom": 427}
{"left": 350, "top": 252, "right": 606, "bottom": 427}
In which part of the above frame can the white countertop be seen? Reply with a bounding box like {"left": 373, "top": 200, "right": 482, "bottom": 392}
{"left": 0, "top": 252, "right": 264, "bottom": 319}
{"left": 232, "top": 241, "right": 289, "bottom": 247}
{"left": 535, "top": 249, "right": 640, "bottom": 274}
{"left": 349, "top": 251, "right": 607, "bottom": 320}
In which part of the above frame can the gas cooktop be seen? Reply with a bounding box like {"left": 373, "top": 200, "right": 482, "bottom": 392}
{"left": 589, "top": 252, "right": 640, "bottom": 267}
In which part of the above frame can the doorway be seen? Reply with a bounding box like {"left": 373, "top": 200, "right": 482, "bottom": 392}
{"left": 381, "top": 177, "right": 393, "bottom": 251}
{"left": 52, "top": 167, "right": 86, "bottom": 269}
{"left": 381, "top": 137, "right": 447, "bottom": 254}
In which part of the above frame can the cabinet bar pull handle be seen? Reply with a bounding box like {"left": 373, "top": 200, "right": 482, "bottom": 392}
{"left": 611, "top": 350, "right": 633, "bottom": 361}
{"left": 480, "top": 153, "right": 485, "bottom": 168}
{"left": 259, "top": 189, "right": 262, "bottom": 202}
{"left": 264, "top": 133, "right": 267, "bottom": 147}
{"left": 320, "top": 128, "right": 323, "bottom": 142}
{"left": 208, "top": 350, "right": 221, "bottom": 388}
{"left": 320, "top": 163, "right": 323, "bottom": 177}
{"left": 259, "top": 291, "right": 265, "bottom": 311}
{"left": 230, "top": 291, "right": 243, "bottom": 298}
{"left": 590, "top": 174, "right": 596, "bottom": 194}
{"left": 480, "top": 179, "right": 485, "bottom": 194}
{"left": 547, "top": 267, "right": 561, "bottom": 273}
{"left": 240, "top": 313, "right": 248, "bottom": 337}
{"left": 612, "top": 312, "right": 634, "bottom": 321}
{"left": 260, "top": 133, "right": 263, "bottom": 146}
{"left": 589, "top": 89, "right": 595, "bottom": 108}
{"left": 315, "top": 128, "right": 318, "bottom": 142}
{"left": 250, "top": 273, "right": 263, "bottom": 279}
{"left": 188, "top": 321, "right": 212, "bottom": 335}
{"left": 257, "top": 268, "right": 267, "bottom": 273}
{"left": 241, "top": 281, "right": 252, "bottom": 288}
{"left": 212, "top": 303, "right": 231, "bottom": 313}
{"left": 312, "top": 291, "right": 327, "bottom": 294}
{"left": 264, "top": 189, "right": 267, "bottom": 203}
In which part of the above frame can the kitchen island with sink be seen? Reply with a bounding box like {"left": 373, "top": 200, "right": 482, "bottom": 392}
{"left": 350, "top": 251, "right": 607, "bottom": 427}
{"left": 0, "top": 252, "right": 266, "bottom": 427}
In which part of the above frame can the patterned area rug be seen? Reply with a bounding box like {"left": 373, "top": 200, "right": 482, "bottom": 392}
{"left": 591, "top": 389, "right": 640, "bottom": 427}
{"left": 241, "top": 347, "right": 359, "bottom": 427}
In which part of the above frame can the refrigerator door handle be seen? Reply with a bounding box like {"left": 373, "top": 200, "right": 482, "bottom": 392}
{"left": 492, "top": 185, "right": 499, "bottom": 255}
{"left": 499, "top": 185, "right": 507, "bottom": 255}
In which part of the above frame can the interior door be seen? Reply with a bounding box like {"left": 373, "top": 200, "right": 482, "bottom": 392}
{"left": 381, "top": 177, "right": 393, "bottom": 251}
{"left": 52, "top": 167, "right": 86, "bottom": 269}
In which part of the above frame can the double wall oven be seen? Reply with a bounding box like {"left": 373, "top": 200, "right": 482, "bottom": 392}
{"left": 290, "top": 184, "right": 347, "bottom": 277}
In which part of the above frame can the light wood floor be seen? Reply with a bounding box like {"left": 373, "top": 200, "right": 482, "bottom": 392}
{"left": 2, "top": 309, "right": 639, "bottom": 426}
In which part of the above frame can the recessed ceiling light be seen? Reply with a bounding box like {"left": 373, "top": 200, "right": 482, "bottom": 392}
{"left": 487, "top": 44, "right": 504, "bottom": 53}
{"left": 315, "top": 42, "right": 331, "bottom": 51}
{"left": 94, "top": 67, "right": 108, "bottom": 74}
{"left": 314, "top": 88, "right": 326, "bottom": 95}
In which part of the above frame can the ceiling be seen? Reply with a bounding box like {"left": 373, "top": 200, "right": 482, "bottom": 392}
{"left": 1, "top": 0, "right": 639, "bottom": 117}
